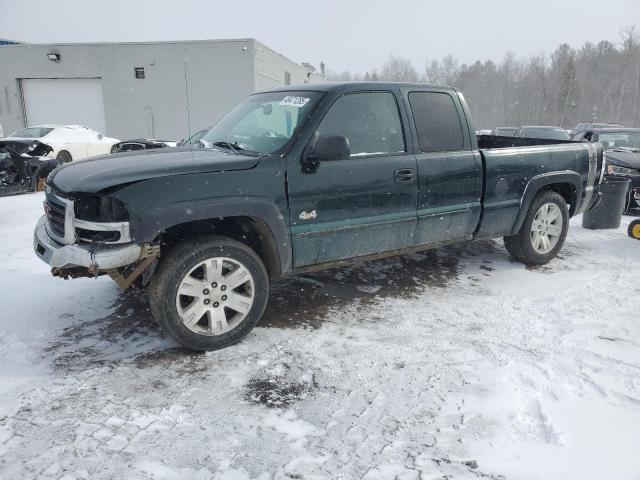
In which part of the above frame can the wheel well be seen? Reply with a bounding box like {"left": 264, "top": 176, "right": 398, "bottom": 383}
{"left": 57, "top": 150, "right": 72, "bottom": 161}
{"left": 542, "top": 183, "right": 578, "bottom": 215}
{"left": 160, "top": 217, "right": 282, "bottom": 278}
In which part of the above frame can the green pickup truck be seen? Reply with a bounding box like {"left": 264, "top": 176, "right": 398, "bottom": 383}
{"left": 34, "top": 82, "right": 602, "bottom": 350}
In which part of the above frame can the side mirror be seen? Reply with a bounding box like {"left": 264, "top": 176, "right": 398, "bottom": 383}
{"left": 305, "top": 134, "right": 350, "bottom": 163}
{"left": 97, "top": 134, "right": 104, "bottom": 140}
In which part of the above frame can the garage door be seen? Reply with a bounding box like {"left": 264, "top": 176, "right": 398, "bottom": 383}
{"left": 21, "top": 78, "right": 107, "bottom": 134}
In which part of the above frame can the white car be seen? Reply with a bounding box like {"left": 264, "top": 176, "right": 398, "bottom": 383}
{"left": 3, "top": 125, "right": 119, "bottom": 162}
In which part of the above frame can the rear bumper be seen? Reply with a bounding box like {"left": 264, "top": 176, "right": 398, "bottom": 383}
{"left": 33, "top": 215, "right": 143, "bottom": 269}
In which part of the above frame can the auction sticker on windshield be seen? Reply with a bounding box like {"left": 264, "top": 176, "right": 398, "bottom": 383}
{"left": 279, "top": 96, "right": 310, "bottom": 107}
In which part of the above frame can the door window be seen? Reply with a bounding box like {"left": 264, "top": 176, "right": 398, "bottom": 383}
{"left": 317, "top": 92, "right": 405, "bottom": 157}
{"left": 409, "top": 92, "right": 465, "bottom": 152}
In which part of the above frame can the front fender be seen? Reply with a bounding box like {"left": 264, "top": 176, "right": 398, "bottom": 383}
{"left": 511, "top": 171, "right": 583, "bottom": 235}
{"left": 127, "top": 197, "right": 292, "bottom": 274}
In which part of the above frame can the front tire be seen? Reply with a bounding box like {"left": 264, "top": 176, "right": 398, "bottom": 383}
{"left": 149, "top": 236, "right": 269, "bottom": 351}
{"left": 504, "top": 190, "right": 569, "bottom": 265}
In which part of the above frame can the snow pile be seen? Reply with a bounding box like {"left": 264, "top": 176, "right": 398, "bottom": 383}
{"left": 0, "top": 192, "right": 639, "bottom": 479}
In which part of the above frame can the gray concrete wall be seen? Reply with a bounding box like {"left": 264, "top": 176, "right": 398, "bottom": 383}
{"left": 0, "top": 39, "right": 318, "bottom": 141}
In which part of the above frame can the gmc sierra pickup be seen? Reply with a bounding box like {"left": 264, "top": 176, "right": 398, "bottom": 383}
{"left": 34, "top": 82, "right": 602, "bottom": 351}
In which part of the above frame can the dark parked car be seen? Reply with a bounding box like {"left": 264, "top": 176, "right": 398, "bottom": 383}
{"left": 0, "top": 139, "right": 58, "bottom": 195}
{"left": 110, "top": 139, "right": 177, "bottom": 154}
{"left": 571, "top": 122, "right": 623, "bottom": 137}
{"left": 34, "top": 82, "right": 602, "bottom": 351}
{"left": 0, "top": 138, "right": 53, "bottom": 157}
{"left": 514, "top": 126, "right": 571, "bottom": 141}
{"left": 491, "top": 127, "right": 517, "bottom": 137}
{"left": 573, "top": 127, "right": 640, "bottom": 212}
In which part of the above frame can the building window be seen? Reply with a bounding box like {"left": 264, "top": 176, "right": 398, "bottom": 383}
{"left": 134, "top": 67, "right": 145, "bottom": 79}
{"left": 284, "top": 71, "right": 291, "bottom": 85}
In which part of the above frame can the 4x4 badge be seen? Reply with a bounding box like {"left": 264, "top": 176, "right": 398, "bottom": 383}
{"left": 299, "top": 210, "right": 317, "bottom": 221}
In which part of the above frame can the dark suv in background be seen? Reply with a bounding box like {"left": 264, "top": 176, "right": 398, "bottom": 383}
{"left": 571, "top": 122, "right": 623, "bottom": 137}
{"left": 573, "top": 127, "right": 640, "bottom": 213}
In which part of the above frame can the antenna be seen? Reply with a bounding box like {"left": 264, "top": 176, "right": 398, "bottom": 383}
{"left": 183, "top": 61, "right": 192, "bottom": 145}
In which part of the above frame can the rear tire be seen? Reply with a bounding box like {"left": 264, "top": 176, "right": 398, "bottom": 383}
{"left": 56, "top": 150, "right": 72, "bottom": 163}
{"left": 504, "top": 190, "right": 569, "bottom": 265}
{"left": 149, "top": 235, "right": 269, "bottom": 351}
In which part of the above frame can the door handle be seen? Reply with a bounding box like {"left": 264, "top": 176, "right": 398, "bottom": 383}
{"left": 394, "top": 168, "right": 416, "bottom": 183}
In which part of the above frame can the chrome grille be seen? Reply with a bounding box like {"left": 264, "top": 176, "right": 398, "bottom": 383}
{"left": 45, "top": 194, "right": 68, "bottom": 240}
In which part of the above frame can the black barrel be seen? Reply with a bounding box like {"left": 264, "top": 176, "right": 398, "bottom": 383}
{"left": 582, "top": 176, "right": 631, "bottom": 229}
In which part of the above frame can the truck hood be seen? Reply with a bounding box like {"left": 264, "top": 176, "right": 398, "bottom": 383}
{"left": 49, "top": 147, "right": 260, "bottom": 193}
{"left": 605, "top": 148, "right": 640, "bottom": 170}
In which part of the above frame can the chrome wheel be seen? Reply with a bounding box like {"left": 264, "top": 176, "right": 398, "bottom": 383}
{"left": 530, "top": 202, "right": 563, "bottom": 254}
{"left": 175, "top": 257, "right": 255, "bottom": 336}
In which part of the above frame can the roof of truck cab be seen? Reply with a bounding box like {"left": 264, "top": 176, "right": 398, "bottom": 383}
{"left": 260, "top": 82, "right": 453, "bottom": 93}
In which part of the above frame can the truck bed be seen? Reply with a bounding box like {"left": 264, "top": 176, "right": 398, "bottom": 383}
{"left": 475, "top": 135, "right": 599, "bottom": 239}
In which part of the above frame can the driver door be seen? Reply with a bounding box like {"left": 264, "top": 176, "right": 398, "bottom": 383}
{"left": 287, "top": 90, "right": 418, "bottom": 267}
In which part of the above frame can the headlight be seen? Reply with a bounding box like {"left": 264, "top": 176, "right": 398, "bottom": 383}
{"left": 74, "top": 195, "right": 129, "bottom": 222}
{"left": 607, "top": 164, "right": 639, "bottom": 176}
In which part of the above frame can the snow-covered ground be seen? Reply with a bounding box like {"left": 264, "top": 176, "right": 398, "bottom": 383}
{"left": 1, "top": 192, "right": 639, "bottom": 480}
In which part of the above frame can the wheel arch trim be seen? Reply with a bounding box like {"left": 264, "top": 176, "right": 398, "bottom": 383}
{"left": 511, "top": 171, "right": 583, "bottom": 235}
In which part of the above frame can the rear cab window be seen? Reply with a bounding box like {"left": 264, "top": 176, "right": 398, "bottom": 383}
{"left": 407, "top": 91, "right": 465, "bottom": 153}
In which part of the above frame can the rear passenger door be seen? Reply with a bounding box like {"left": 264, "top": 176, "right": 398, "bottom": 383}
{"left": 404, "top": 89, "right": 482, "bottom": 245}
{"left": 287, "top": 90, "right": 418, "bottom": 267}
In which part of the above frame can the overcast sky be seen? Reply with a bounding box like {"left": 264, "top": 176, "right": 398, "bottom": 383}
{"left": 1, "top": 0, "right": 638, "bottom": 73}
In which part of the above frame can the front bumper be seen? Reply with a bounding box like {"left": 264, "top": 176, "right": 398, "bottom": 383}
{"left": 33, "top": 215, "right": 143, "bottom": 269}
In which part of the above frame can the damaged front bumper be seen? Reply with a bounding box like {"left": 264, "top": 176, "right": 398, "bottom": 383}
{"left": 33, "top": 215, "right": 144, "bottom": 269}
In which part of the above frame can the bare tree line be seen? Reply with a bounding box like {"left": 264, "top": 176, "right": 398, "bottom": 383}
{"left": 326, "top": 26, "right": 640, "bottom": 129}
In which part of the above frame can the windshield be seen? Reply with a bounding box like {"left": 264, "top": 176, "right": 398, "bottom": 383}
{"left": 523, "top": 128, "right": 570, "bottom": 140}
{"left": 599, "top": 132, "right": 640, "bottom": 150}
{"left": 200, "top": 91, "right": 323, "bottom": 155}
{"left": 9, "top": 127, "right": 54, "bottom": 138}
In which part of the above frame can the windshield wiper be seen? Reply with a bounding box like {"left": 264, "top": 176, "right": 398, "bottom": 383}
{"left": 212, "top": 140, "right": 243, "bottom": 152}
{"left": 197, "top": 139, "right": 241, "bottom": 152}
{"left": 198, "top": 139, "right": 260, "bottom": 156}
